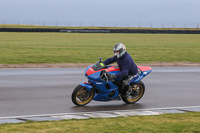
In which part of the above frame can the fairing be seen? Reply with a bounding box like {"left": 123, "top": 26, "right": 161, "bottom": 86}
{"left": 83, "top": 64, "right": 152, "bottom": 101}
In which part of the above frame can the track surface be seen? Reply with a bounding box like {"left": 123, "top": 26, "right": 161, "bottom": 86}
{"left": 0, "top": 67, "right": 200, "bottom": 117}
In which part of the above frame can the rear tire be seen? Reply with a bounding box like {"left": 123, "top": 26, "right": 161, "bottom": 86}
{"left": 71, "top": 84, "right": 94, "bottom": 106}
{"left": 122, "top": 81, "right": 145, "bottom": 104}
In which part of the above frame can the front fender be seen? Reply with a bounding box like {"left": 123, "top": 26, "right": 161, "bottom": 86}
{"left": 80, "top": 82, "right": 93, "bottom": 91}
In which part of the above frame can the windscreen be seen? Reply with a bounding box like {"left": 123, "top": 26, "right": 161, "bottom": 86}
{"left": 92, "top": 62, "right": 105, "bottom": 71}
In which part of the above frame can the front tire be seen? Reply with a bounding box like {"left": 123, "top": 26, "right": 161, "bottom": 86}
{"left": 122, "top": 81, "right": 145, "bottom": 104}
{"left": 71, "top": 85, "right": 94, "bottom": 106}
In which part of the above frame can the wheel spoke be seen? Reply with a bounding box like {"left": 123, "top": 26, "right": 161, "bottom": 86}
{"left": 127, "top": 84, "right": 143, "bottom": 102}
{"left": 75, "top": 87, "right": 94, "bottom": 105}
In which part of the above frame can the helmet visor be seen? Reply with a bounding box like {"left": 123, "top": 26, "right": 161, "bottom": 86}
{"left": 114, "top": 51, "right": 120, "bottom": 56}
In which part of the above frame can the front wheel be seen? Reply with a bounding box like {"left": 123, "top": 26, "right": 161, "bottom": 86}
{"left": 122, "top": 81, "right": 145, "bottom": 104}
{"left": 71, "top": 85, "right": 95, "bottom": 106}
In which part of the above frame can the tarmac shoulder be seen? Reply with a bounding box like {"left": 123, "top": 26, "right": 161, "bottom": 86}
{"left": 0, "top": 106, "right": 200, "bottom": 124}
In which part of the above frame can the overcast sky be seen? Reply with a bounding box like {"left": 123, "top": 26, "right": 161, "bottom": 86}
{"left": 0, "top": 0, "right": 199, "bottom": 28}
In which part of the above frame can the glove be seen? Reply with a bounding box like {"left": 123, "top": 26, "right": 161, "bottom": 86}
{"left": 107, "top": 73, "right": 117, "bottom": 81}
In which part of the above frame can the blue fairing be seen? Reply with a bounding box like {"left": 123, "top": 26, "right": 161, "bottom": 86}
{"left": 87, "top": 71, "right": 102, "bottom": 82}
{"left": 133, "top": 70, "right": 152, "bottom": 83}
{"left": 92, "top": 80, "right": 120, "bottom": 101}
{"left": 85, "top": 70, "right": 120, "bottom": 101}
{"left": 79, "top": 82, "right": 93, "bottom": 91}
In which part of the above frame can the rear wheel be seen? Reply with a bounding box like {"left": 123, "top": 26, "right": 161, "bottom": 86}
{"left": 122, "top": 81, "right": 145, "bottom": 104}
{"left": 71, "top": 85, "right": 94, "bottom": 106}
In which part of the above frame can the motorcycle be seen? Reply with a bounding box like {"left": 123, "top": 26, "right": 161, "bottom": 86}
{"left": 71, "top": 57, "right": 152, "bottom": 106}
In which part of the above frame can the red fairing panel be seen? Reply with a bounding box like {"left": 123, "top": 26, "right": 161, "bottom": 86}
{"left": 106, "top": 66, "right": 121, "bottom": 72}
{"left": 86, "top": 67, "right": 101, "bottom": 76}
{"left": 138, "top": 66, "right": 152, "bottom": 72}
{"left": 86, "top": 66, "right": 121, "bottom": 76}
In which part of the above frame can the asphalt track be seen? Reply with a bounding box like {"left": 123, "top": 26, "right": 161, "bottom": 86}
{"left": 0, "top": 67, "right": 200, "bottom": 118}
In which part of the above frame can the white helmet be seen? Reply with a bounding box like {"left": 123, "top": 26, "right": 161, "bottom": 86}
{"left": 113, "top": 43, "right": 126, "bottom": 58}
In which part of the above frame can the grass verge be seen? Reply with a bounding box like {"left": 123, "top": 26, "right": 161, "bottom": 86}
{"left": 0, "top": 32, "right": 200, "bottom": 64}
{"left": 0, "top": 112, "right": 200, "bottom": 133}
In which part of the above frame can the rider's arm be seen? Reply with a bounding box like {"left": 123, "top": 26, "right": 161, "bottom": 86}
{"left": 115, "top": 60, "right": 130, "bottom": 78}
{"left": 103, "top": 56, "right": 117, "bottom": 65}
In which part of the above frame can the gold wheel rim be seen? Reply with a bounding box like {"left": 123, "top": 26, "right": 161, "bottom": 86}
{"left": 127, "top": 84, "right": 144, "bottom": 102}
{"left": 75, "top": 87, "right": 94, "bottom": 105}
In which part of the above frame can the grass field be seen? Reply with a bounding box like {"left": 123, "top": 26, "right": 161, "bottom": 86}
{"left": 0, "top": 112, "right": 200, "bottom": 133}
{"left": 0, "top": 32, "right": 199, "bottom": 64}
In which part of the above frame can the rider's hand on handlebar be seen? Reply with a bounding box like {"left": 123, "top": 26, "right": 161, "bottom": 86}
{"left": 107, "top": 73, "right": 117, "bottom": 81}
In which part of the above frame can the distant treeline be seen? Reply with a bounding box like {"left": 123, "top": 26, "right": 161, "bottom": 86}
{"left": 1, "top": 28, "right": 200, "bottom": 34}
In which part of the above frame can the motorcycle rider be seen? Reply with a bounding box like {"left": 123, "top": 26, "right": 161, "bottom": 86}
{"left": 103, "top": 43, "right": 138, "bottom": 97}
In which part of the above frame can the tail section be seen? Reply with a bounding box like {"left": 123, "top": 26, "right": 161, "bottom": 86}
{"left": 134, "top": 66, "right": 152, "bottom": 83}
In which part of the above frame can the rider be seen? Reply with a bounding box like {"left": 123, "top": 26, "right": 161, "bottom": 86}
{"left": 103, "top": 43, "right": 138, "bottom": 97}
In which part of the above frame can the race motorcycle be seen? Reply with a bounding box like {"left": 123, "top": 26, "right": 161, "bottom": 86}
{"left": 71, "top": 57, "right": 152, "bottom": 106}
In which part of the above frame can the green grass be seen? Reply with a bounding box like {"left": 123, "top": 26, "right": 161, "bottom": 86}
{"left": 0, "top": 32, "right": 200, "bottom": 64}
{"left": 0, "top": 112, "right": 200, "bottom": 133}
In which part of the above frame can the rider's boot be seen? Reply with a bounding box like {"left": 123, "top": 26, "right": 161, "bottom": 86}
{"left": 120, "top": 75, "right": 138, "bottom": 97}
{"left": 120, "top": 85, "right": 131, "bottom": 97}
